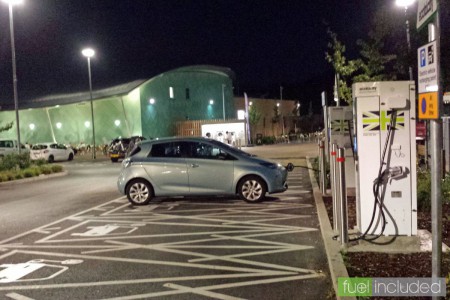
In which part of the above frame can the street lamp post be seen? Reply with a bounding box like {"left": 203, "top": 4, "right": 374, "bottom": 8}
{"left": 395, "top": 0, "right": 415, "bottom": 81}
{"left": 3, "top": 0, "right": 23, "bottom": 153}
{"left": 222, "top": 84, "right": 226, "bottom": 120}
{"left": 82, "top": 48, "right": 96, "bottom": 159}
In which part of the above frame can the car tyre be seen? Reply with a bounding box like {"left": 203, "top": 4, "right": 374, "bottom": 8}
{"left": 126, "top": 179, "right": 153, "bottom": 205}
{"left": 48, "top": 155, "right": 54, "bottom": 163}
{"left": 68, "top": 153, "right": 74, "bottom": 161}
{"left": 238, "top": 176, "right": 266, "bottom": 203}
{"left": 111, "top": 158, "right": 118, "bottom": 162}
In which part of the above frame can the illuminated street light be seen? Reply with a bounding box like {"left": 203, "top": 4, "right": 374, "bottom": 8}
{"left": 396, "top": 0, "right": 415, "bottom": 80}
{"left": 3, "top": 0, "right": 23, "bottom": 152}
{"left": 209, "top": 99, "right": 214, "bottom": 105}
{"left": 82, "top": 48, "right": 96, "bottom": 159}
{"left": 395, "top": 0, "right": 415, "bottom": 7}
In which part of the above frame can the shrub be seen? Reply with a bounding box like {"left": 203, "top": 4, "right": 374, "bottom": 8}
{"left": 261, "top": 136, "right": 276, "bottom": 145}
{"left": 4, "top": 171, "right": 15, "bottom": 181}
{"left": 40, "top": 165, "right": 52, "bottom": 175}
{"left": 417, "top": 170, "right": 431, "bottom": 211}
{"left": 22, "top": 169, "right": 35, "bottom": 178}
{"left": 51, "top": 165, "right": 63, "bottom": 173}
{"left": 0, "top": 153, "right": 31, "bottom": 171}
{"left": 0, "top": 162, "right": 63, "bottom": 183}
{"left": 0, "top": 173, "right": 9, "bottom": 182}
{"left": 442, "top": 174, "right": 450, "bottom": 204}
{"left": 30, "top": 166, "right": 42, "bottom": 176}
{"left": 34, "top": 159, "right": 47, "bottom": 166}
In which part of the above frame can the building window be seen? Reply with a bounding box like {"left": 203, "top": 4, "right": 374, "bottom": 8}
{"left": 169, "top": 87, "right": 174, "bottom": 99}
{"left": 186, "top": 88, "right": 190, "bottom": 100}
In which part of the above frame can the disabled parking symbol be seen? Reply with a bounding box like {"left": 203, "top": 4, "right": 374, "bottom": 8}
{"left": 71, "top": 223, "right": 144, "bottom": 237}
{"left": 0, "top": 259, "right": 82, "bottom": 283}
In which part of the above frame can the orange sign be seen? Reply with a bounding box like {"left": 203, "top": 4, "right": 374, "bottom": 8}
{"left": 418, "top": 92, "right": 439, "bottom": 119}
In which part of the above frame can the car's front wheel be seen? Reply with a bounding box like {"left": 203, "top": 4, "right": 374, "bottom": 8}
{"left": 126, "top": 179, "right": 153, "bottom": 205}
{"left": 238, "top": 176, "right": 267, "bottom": 203}
{"left": 48, "top": 155, "right": 54, "bottom": 163}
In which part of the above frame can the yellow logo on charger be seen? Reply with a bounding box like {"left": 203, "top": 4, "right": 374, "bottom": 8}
{"left": 362, "top": 111, "right": 405, "bottom": 131}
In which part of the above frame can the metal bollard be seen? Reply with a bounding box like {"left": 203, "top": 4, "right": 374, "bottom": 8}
{"left": 330, "top": 143, "right": 338, "bottom": 232}
{"left": 337, "top": 147, "right": 348, "bottom": 245}
{"left": 319, "top": 140, "right": 326, "bottom": 194}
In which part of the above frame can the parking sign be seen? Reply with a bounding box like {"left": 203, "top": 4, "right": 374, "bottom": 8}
{"left": 417, "top": 41, "right": 438, "bottom": 94}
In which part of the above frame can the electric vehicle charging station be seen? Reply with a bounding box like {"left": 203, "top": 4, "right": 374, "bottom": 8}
{"left": 353, "top": 81, "right": 417, "bottom": 236}
{"left": 328, "top": 106, "right": 355, "bottom": 188}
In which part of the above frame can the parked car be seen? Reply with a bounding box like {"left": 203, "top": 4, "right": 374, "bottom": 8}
{"left": 0, "top": 139, "right": 28, "bottom": 157}
{"left": 30, "top": 142, "right": 74, "bottom": 163}
{"left": 108, "top": 136, "right": 145, "bottom": 162}
{"left": 117, "top": 137, "right": 294, "bottom": 205}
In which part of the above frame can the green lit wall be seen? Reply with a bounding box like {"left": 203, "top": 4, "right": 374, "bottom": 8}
{"left": 139, "top": 70, "right": 234, "bottom": 138}
{"left": 0, "top": 66, "right": 234, "bottom": 144}
{"left": 0, "top": 90, "right": 142, "bottom": 146}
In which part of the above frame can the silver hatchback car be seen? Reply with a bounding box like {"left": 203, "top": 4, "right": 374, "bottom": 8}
{"left": 117, "top": 137, "right": 293, "bottom": 205}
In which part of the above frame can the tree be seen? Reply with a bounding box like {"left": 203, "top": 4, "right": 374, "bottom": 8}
{"left": 0, "top": 122, "right": 13, "bottom": 133}
{"left": 352, "top": 37, "right": 397, "bottom": 83}
{"left": 325, "top": 29, "right": 359, "bottom": 104}
{"left": 248, "top": 105, "right": 262, "bottom": 143}
{"left": 271, "top": 104, "right": 280, "bottom": 136}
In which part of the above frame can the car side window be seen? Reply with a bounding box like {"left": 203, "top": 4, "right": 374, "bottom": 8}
{"left": 188, "top": 142, "right": 235, "bottom": 160}
{"left": 150, "top": 142, "right": 182, "bottom": 158}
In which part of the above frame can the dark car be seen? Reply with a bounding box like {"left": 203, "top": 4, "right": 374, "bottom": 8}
{"left": 108, "top": 136, "right": 145, "bottom": 162}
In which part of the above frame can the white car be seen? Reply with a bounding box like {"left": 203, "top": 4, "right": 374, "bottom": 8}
{"left": 30, "top": 143, "right": 74, "bottom": 163}
{"left": 0, "top": 139, "right": 28, "bottom": 157}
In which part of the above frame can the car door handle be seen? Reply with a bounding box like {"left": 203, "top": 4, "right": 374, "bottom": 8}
{"left": 190, "top": 164, "right": 199, "bottom": 168}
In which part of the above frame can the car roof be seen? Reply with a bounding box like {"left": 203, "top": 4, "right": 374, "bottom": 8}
{"left": 34, "top": 142, "right": 58, "bottom": 145}
{"left": 140, "top": 136, "right": 214, "bottom": 145}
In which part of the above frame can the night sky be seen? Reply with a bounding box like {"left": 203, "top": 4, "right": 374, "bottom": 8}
{"left": 0, "top": 1, "right": 394, "bottom": 110}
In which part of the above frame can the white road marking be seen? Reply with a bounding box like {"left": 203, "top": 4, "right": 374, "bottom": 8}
{"left": 164, "top": 283, "right": 245, "bottom": 300}
{"left": 0, "top": 170, "right": 327, "bottom": 298}
{"left": 5, "top": 293, "right": 35, "bottom": 300}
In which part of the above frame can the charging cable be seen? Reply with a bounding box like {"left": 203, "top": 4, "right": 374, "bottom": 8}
{"left": 349, "top": 110, "right": 397, "bottom": 242}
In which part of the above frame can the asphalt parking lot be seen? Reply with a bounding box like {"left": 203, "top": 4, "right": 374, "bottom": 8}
{"left": 1, "top": 142, "right": 335, "bottom": 299}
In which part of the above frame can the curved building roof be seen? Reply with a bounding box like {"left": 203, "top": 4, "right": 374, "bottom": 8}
{"left": 163, "top": 65, "right": 236, "bottom": 81}
{"left": 0, "top": 65, "right": 235, "bottom": 110}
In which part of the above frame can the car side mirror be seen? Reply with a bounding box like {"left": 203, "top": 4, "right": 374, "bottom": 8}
{"left": 286, "top": 163, "right": 294, "bottom": 172}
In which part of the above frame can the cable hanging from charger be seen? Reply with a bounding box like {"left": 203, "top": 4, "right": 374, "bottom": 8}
{"left": 349, "top": 109, "right": 397, "bottom": 242}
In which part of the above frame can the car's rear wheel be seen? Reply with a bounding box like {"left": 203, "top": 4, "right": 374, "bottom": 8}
{"left": 48, "top": 155, "right": 54, "bottom": 163}
{"left": 126, "top": 179, "right": 153, "bottom": 205}
{"left": 238, "top": 176, "right": 266, "bottom": 203}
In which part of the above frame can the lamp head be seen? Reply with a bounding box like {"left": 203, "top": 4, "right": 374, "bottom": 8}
{"left": 2, "top": 0, "right": 23, "bottom": 5}
{"left": 82, "top": 48, "right": 95, "bottom": 58}
{"left": 395, "top": 0, "right": 415, "bottom": 7}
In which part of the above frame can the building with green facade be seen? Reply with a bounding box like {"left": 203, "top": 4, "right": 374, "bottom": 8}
{"left": 0, "top": 65, "right": 235, "bottom": 147}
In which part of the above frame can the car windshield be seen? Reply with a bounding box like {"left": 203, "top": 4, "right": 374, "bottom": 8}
{"left": 32, "top": 144, "right": 47, "bottom": 150}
